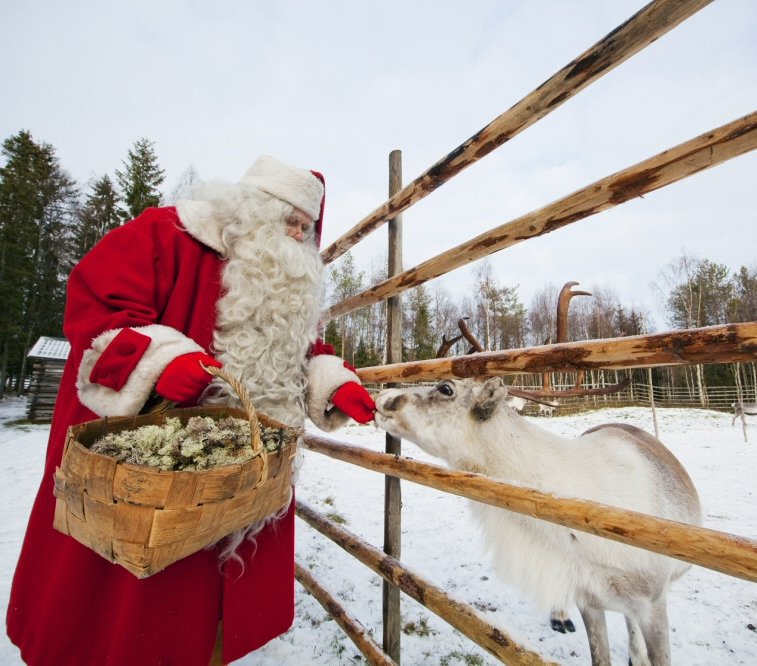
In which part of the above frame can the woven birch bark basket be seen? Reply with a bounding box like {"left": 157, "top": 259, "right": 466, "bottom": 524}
{"left": 52, "top": 365, "right": 300, "bottom": 579}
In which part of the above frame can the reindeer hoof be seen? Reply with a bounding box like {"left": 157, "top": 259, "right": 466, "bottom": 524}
{"left": 550, "top": 617, "right": 576, "bottom": 634}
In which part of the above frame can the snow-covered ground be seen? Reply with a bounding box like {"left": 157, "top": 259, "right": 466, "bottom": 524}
{"left": 1, "top": 397, "right": 755, "bottom": 665}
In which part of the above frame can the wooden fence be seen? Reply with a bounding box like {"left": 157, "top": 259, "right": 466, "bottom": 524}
{"left": 296, "top": 1, "right": 757, "bottom": 663}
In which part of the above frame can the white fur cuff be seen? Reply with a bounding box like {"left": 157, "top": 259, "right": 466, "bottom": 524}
{"left": 77, "top": 325, "right": 203, "bottom": 417}
{"left": 305, "top": 354, "right": 361, "bottom": 432}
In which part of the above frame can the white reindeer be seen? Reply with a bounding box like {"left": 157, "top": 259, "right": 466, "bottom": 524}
{"left": 731, "top": 401, "right": 757, "bottom": 426}
{"left": 538, "top": 401, "right": 558, "bottom": 417}
{"left": 374, "top": 377, "right": 702, "bottom": 666}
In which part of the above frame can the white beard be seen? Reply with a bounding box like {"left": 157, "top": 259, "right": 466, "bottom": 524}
{"left": 187, "top": 184, "right": 325, "bottom": 562}
{"left": 199, "top": 185, "right": 325, "bottom": 427}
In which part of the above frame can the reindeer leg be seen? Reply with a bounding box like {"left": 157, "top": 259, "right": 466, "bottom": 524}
{"left": 625, "top": 616, "right": 650, "bottom": 666}
{"left": 635, "top": 597, "right": 671, "bottom": 666}
{"left": 579, "top": 605, "right": 611, "bottom": 666}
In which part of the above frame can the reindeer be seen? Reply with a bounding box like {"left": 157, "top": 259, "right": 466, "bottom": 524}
{"left": 374, "top": 377, "right": 702, "bottom": 666}
{"left": 538, "top": 401, "right": 558, "bottom": 417}
{"left": 731, "top": 401, "right": 757, "bottom": 426}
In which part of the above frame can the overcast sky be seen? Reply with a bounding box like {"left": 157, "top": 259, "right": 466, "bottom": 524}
{"left": 2, "top": 0, "right": 755, "bottom": 331}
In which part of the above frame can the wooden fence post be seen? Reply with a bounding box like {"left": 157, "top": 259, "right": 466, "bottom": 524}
{"left": 384, "top": 149, "right": 403, "bottom": 662}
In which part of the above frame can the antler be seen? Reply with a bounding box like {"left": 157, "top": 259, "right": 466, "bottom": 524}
{"left": 458, "top": 317, "right": 485, "bottom": 353}
{"left": 432, "top": 282, "right": 629, "bottom": 404}
{"left": 435, "top": 317, "right": 484, "bottom": 358}
{"left": 556, "top": 281, "right": 591, "bottom": 343}
{"left": 510, "top": 377, "right": 631, "bottom": 404}
{"left": 557, "top": 281, "right": 592, "bottom": 389}
{"left": 435, "top": 333, "right": 464, "bottom": 358}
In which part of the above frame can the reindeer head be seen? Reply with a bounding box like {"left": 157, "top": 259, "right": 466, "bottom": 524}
{"left": 375, "top": 377, "right": 509, "bottom": 462}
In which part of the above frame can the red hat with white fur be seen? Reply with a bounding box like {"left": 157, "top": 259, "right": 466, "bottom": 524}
{"left": 241, "top": 155, "right": 325, "bottom": 246}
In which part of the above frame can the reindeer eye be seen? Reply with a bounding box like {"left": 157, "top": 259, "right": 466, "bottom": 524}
{"left": 437, "top": 382, "right": 454, "bottom": 397}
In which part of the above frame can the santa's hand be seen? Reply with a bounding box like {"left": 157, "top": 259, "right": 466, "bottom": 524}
{"left": 330, "top": 382, "right": 376, "bottom": 424}
{"left": 156, "top": 352, "right": 221, "bottom": 403}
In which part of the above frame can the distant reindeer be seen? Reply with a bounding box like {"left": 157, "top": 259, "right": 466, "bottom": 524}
{"left": 731, "top": 401, "right": 757, "bottom": 426}
{"left": 375, "top": 377, "right": 702, "bottom": 666}
{"left": 538, "top": 401, "right": 558, "bottom": 417}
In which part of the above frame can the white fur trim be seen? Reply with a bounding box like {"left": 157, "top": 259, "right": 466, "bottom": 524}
{"left": 240, "top": 156, "right": 323, "bottom": 221}
{"left": 77, "top": 325, "right": 204, "bottom": 417}
{"left": 175, "top": 199, "right": 224, "bottom": 254}
{"left": 305, "top": 354, "right": 361, "bottom": 432}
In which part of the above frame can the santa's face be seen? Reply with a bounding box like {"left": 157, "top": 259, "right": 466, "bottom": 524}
{"left": 285, "top": 208, "right": 314, "bottom": 242}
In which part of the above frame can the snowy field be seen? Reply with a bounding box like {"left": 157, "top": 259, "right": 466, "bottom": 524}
{"left": 1, "top": 396, "right": 755, "bottom": 665}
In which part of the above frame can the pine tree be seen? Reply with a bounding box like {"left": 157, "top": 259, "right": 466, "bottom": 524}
{"left": 116, "top": 137, "right": 165, "bottom": 221}
{"left": 0, "top": 130, "right": 79, "bottom": 395}
{"left": 352, "top": 337, "right": 381, "bottom": 368}
{"left": 72, "top": 175, "right": 121, "bottom": 260}
{"left": 729, "top": 265, "right": 757, "bottom": 323}
{"left": 323, "top": 320, "right": 343, "bottom": 355}
{"left": 405, "top": 284, "right": 435, "bottom": 361}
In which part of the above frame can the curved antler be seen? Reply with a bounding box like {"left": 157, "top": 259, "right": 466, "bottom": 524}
{"left": 510, "top": 377, "right": 631, "bottom": 404}
{"left": 435, "top": 333, "right": 464, "bottom": 358}
{"left": 458, "top": 317, "right": 484, "bottom": 353}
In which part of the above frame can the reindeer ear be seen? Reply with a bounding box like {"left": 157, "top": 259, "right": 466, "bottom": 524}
{"left": 471, "top": 377, "right": 507, "bottom": 422}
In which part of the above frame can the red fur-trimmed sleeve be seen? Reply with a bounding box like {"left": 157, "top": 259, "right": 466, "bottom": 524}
{"left": 77, "top": 324, "right": 203, "bottom": 416}
{"left": 65, "top": 209, "right": 206, "bottom": 417}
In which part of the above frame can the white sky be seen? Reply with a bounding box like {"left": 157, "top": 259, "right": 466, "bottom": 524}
{"left": 2, "top": 0, "right": 756, "bottom": 330}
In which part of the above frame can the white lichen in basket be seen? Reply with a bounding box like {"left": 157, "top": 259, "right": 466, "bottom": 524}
{"left": 89, "top": 415, "right": 292, "bottom": 471}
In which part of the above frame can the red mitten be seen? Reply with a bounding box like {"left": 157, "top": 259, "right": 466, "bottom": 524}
{"left": 155, "top": 352, "right": 221, "bottom": 403}
{"left": 330, "top": 382, "right": 376, "bottom": 424}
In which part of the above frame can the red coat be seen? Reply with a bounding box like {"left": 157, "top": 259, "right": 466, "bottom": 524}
{"left": 6, "top": 208, "right": 297, "bottom": 665}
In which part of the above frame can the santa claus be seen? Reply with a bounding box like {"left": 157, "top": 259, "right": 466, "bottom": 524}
{"left": 6, "top": 156, "right": 376, "bottom": 666}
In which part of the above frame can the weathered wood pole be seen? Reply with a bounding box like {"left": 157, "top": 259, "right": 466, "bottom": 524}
{"left": 296, "top": 501, "right": 556, "bottom": 666}
{"left": 320, "top": 0, "right": 713, "bottom": 265}
{"left": 326, "top": 112, "right": 757, "bottom": 321}
{"left": 356, "top": 322, "right": 757, "bottom": 384}
{"left": 383, "top": 149, "right": 403, "bottom": 662}
{"left": 295, "top": 562, "right": 397, "bottom": 666}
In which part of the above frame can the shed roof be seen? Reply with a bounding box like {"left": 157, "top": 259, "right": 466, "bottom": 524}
{"left": 28, "top": 336, "right": 70, "bottom": 360}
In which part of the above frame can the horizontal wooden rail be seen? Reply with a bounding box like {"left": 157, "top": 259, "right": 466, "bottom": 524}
{"left": 295, "top": 561, "right": 397, "bottom": 666}
{"left": 326, "top": 112, "right": 757, "bottom": 320}
{"left": 296, "top": 500, "right": 555, "bottom": 665}
{"left": 320, "top": 0, "right": 712, "bottom": 265}
{"left": 302, "top": 436, "right": 757, "bottom": 584}
{"left": 356, "top": 322, "right": 757, "bottom": 384}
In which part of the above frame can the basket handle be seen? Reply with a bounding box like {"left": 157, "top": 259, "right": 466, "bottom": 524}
{"left": 200, "top": 363, "right": 268, "bottom": 482}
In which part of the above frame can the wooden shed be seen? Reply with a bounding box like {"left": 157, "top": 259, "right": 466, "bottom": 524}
{"left": 27, "top": 336, "right": 70, "bottom": 423}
